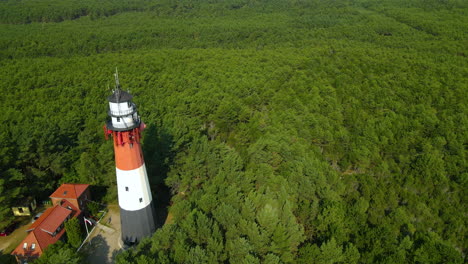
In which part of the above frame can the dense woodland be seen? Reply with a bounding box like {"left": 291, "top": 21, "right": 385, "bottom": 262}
{"left": 0, "top": 0, "right": 467, "bottom": 263}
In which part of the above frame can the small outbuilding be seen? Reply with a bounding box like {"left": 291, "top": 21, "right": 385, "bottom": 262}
{"left": 11, "top": 197, "right": 37, "bottom": 217}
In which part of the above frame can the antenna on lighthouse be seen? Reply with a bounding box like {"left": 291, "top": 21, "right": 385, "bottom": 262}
{"left": 114, "top": 67, "right": 121, "bottom": 102}
{"left": 114, "top": 68, "right": 120, "bottom": 89}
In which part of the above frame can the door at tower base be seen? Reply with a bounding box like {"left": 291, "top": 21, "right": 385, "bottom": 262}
{"left": 120, "top": 200, "right": 156, "bottom": 244}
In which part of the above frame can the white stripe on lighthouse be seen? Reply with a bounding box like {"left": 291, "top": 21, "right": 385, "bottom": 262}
{"left": 116, "top": 164, "right": 153, "bottom": 211}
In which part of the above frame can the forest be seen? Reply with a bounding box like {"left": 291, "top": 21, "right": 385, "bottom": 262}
{"left": 0, "top": 0, "right": 466, "bottom": 263}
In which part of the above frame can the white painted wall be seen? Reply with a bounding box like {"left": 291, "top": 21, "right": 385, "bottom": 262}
{"left": 109, "top": 102, "right": 132, "bottom": 114}
{"left": 109, "top": 102, "right": 138, "bottom": 128}
{"left": 111, "top": 116, "right": 137, "bottom": 129}
{"left": 116, "top": 164, "right": 153, "bottom": 211}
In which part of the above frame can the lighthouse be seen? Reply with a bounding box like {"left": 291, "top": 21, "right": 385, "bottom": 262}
{"left": 104, "top": 70, "right": 156, "bottom": 245}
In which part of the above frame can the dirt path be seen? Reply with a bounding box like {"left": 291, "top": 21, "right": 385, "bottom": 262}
{"left": 0, "top": 221, "right": 30, "bottom": 254}
{"left": 82, "top": 205, "right": 122, "bottom": 264}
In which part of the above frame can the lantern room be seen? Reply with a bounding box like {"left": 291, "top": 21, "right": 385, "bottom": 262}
{"left": 107, "top": 89, "right": 141, "bottom": 131}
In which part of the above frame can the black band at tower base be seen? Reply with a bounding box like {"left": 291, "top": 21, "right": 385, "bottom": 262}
{"left": 120, "top": 200, "right": 156, "bottom": 245}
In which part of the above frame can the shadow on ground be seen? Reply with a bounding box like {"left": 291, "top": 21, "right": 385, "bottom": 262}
{"left": 85, "top": 235, "right": 109, "bottom": 264}
{"left": 84, "top": 233, "right": 123, "bottom": 264}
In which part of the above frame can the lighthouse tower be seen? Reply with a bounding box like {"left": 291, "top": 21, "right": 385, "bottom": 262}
{"left": 104, "top": 70, "right": 156, "bottom": 245}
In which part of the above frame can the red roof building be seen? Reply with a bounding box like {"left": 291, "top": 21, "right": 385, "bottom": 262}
{"left": 11, "top": 184, "right": 90, "bottom": 264}
{"left": 49, "top": 183, "right": 91, "bottom": 211}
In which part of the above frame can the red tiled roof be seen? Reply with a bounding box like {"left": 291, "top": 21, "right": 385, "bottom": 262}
{"left": 11, "top": 229, "right": 43, "bottom": 257}
{"left": 40, "top": 206, "right": 72, "bottom": 234}
{"left": 11, "top": 221, "right": 66, "bottom": 258}
{"left": 35, "top": 225, "right": 66, "bottom": 254}
{"left": 12, "top": 200, "right": 82, "bottom": 258}
{"left": 60, "top": 199, "right": 81, "bottom": 218}
{"left": 27, "top": 206, "right": 55, "bottom": 232}
{"left": 49, "top": 183, "right": 89, "bottom": 200}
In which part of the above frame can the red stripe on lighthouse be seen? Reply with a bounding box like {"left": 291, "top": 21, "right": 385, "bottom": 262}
{"left": 113, "top": 130, "right": 145, "bottom": 171}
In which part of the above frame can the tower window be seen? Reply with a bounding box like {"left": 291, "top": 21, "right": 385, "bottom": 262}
{"left": 31, "top": 243, "right": 36, "bottom": 250}
{"left": 125, "top": 187, "right": 129, "bottom": 191}
{"left": 139, "top": 198, "right": 143, "bottom": 203}
{"left": 117, "top": 117, "right": 121, "bottom": 122}
{"left": 23, "top": 243, "right": 27, "bottom": 249}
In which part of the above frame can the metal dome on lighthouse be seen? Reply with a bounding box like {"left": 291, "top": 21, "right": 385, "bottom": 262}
{"left": 104, "top": 69, "right": 156, "bottom": 245}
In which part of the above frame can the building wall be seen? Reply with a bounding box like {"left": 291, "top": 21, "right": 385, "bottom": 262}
{"left": 15, "top": 255, "right": 39, "bottom": 264}
{"left": 78, "top": 188, "right": 91, "bottom": 211}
